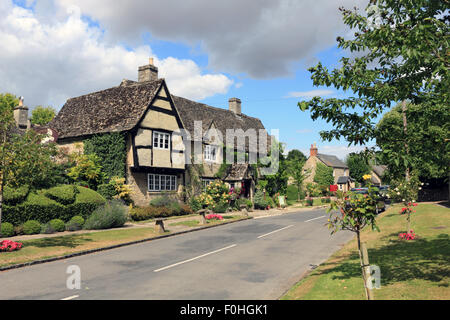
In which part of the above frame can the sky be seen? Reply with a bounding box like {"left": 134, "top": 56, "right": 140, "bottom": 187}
{"left": 1, "top": 0, "right": 377, "bottom": 160}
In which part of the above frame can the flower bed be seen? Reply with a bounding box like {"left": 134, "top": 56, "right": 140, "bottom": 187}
{"left": 0, "top": 240, "right": 23, "bottom": 252}
{"left": 205, "top": 214, "right": 224, "bottom": 221}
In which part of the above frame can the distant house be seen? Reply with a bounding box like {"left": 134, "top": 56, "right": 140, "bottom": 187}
{"left": 370, "top": 165, "right": 388, "bottom": 186}
{"left": 303, "top": 143, "right": 354, "bottom": 191}
{"left": 49, "top": 59, "right": 270, "bottom": 206}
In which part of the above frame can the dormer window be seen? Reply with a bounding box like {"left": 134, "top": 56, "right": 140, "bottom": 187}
{"left": 204, "top": 145, "right": 217, "bottom": 162}
{"left": 153, "top": 131, "right": 170, "bottom": 149}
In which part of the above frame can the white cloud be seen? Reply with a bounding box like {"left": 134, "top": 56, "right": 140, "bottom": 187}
{"left": 55, "top": 0, "right": 369, "bottom": 78}
{"left": 286, "top": 90, "right": 334, "bottom": 98}
{"left": 0, "top": 1, "right": 233, "bottom": 109}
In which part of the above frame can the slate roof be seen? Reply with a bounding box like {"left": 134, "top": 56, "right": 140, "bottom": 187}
{"left": 337, "top": 176, "right": 353, "bottom": 184}
{"left": 50, "top": 79, "right": 270, "bottom": 153}
{"left": 371, "top": 165, "right": 387, "bottom": 178}
{"left": 172, "top": 95, "right": 270, "bottom": 152}
{"left": 317, "top": 153, "right": 348, "bottom": 169}
{"left": 49, "top": 79, "right": 164, "bottom": 139}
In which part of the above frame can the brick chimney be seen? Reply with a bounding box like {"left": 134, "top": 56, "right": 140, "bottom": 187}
{"left": 310, "top": 142, "right": 318, "bottom": 157}
{"left": 229, "top": 97, "right": 241, "bottom": 115}
{"left": 138, "top": 58, "right": 158, "bottom": 82}
{"left": 14, "top": 96, "right": 29, "bottom": 129}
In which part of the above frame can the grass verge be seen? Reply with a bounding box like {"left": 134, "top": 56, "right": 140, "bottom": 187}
{"left": 281, "top": 203, "right": 450, "bottom": 300}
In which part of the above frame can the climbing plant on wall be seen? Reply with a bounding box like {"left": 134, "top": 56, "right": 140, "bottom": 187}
{"left": 84, "top": 132, "right": 127, "bottom": 181}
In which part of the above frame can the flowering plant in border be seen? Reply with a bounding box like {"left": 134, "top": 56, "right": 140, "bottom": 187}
{"left": 398, "top": 230, "right": 416, "bottom": 240}
{"left": 195, "top": 180, "right": 231, "bottom": 211}
{"left": 0, "top": 240, "right": 23, "bottom": 252}
{"left": 205, "top": 213, "right": 223, "bottom": 221}
{"left": 388, "top": 172, "right": 422, "bottom": 233}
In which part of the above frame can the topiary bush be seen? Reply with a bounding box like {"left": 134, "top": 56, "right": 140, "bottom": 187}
{"left": 44, "top": 185, "right": 78, "bottom": 205}
{"left": 0, "top": 222, "right": 15, "bottom": 237}
{"left": 3, "top": 185, "right": 29, "bottom": 206}
{"left": 2, "top": 186, "right": 106, "bottom": 226}
{"left": 49, "top": 219, "right": 65, "bottom": 232}
{"left": 66, "top": 215, "right": 85, "bottom": 231}
{"left": 23, "top": 220, "right": 42, "bottom": 235}
{"left": 83, "top": 200, "right": 127, "bottom": 230}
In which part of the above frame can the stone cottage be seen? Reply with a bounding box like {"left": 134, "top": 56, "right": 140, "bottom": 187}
{"left": 303, "top": 143, "right": 355, "bottom": 192}
{"left": 49, "top": 59, "right": 270, "bottom": 206}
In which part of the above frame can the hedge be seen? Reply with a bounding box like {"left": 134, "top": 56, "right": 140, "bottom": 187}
{"left": 2, "top": 185, "right": 106, "bottom": 226}
{"left": 44, "top": 185, "right": 78, "bottom": 205}
{"left": 3, "top": 185, "right": 29, "bottom": 206}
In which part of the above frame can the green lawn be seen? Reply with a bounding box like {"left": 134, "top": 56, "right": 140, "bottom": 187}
{"left": 282, "top": 203, "right": 450, "bottom": 300}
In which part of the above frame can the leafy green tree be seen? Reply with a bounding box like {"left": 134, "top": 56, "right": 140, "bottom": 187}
{"left": 287, "top": 159, "right": 310, "bottom": 201}
{"left": 314, "top": 162, "right": 334, "bottom": 193}
{"left": 0, "top": 94, "right": 58, "bottom": 231}
{"left": 286, "top": 149, "right": 307, "bottom": 163}
{"left": 30, "top": 106, "right": 56, "bottom": 126}
{"left": 258, "top": 141, "right": 289, "bottom": 196}
{"left": 346, "top": 152, "right": 371, "bottom": 184}
{"left": 67, "top": 152, "right": 104, "bottom": 189}
{"left": 298, "top": 0, "right": 449, "bottom": 165}
{"left": 376, "top": 102, "right": 450, "bottom": 180}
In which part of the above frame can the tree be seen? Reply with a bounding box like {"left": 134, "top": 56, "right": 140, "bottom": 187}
{"left": 30, "top": 106, "right": 56, "bottom": 126}
{"left": 0, "top": 94, "right": 58, "bottom": 232}
{"left": 298, "top": 0, "right": 449, "bottom": 163}
{"left": 287, "top": 159, "right": 310, "bottom": 201}
{"left": 327, "top": 175, "right": 380, "bottom": 300}
{"left": 314, "top": 162, "right": 334, "bottom": 192}
{"left": 376, "top": 102, "right": 450, "bottom": 181}
{"left": 346, "top": 152, "right": 371, "bottom": 184}
{"left": 286, "top": 149, "right": 307, "bottom": 163}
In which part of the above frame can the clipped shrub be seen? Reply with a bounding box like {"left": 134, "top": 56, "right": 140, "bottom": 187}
{"left": 180, "top": 204, "right": 194, "bottom": 215}
{"left": 305, "top": 198, "right": 314, "bottom": 206}
{"left": 267, "top": 197, "right": 275, "bottom": 208}
{"left": 3, "top": 185, "right": 29, "bottom": 206}
{"left": 23, "top": 220, "right": 42, "bottom": 235}
{"left": 97, "top": 183, "right": 117, "bottom": 200}
{"left": 44, "top": 185, "right": 78, "bottom": 205}
{"left": 83, "top": 200, "right": 127, "bottom": 230}
{"left": 40, "top": 223, "right": 55, "bottom": 234}
{"left": 49, "top": 219, "right": 65, "bottom": 232}
{"left": 3, "top": 186, "right": 105, "bottom": 226}
{"left": 66, "top": 215, "right": 85, "bottom": 231}
{"left": 0, "top": 222, "right": 15, "bottom": 237}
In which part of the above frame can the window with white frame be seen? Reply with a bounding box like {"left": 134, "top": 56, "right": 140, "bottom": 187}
{"left": 204, "top": 145, "right": 217, "bottom": 162}
{"left": 153, "top": 131, "right": 170, "bottom": 149}
{"left": 148, "top": 174, "right": 177, "bottom": 191}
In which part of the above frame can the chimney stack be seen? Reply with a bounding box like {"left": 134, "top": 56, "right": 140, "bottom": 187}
{"left": 310, "top": 142, "right": 318, "bottom": 157}
{"left": 229, "top": 97, "right": 241, "bottom": 115}
{"left": 14, "top": 96, "right": 29, "bottom": 129}
{"left": 138, "top": 57, "right": 158, "bottom": 82}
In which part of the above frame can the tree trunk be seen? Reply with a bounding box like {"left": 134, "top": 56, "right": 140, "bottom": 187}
{"left": 356, "top": 230, "right": 373, "bottom": 300}
{"left": 402, "top": 100, "right": 410, "bottom": 181}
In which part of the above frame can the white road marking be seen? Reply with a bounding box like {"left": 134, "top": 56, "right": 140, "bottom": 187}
{"left": 61, "top": 295, "right": 79, "bottom": 300}
{"left": 305, "top": 215, "right": 326, "bottom": 222}
{"left": 257, "top": 225, "right": 294, "bottom": 239}
{"left": 254, "top": 213, "right": 284, "bottom": 219}
{"left": 154, "top": 244, "right": 237, "bottom": 272}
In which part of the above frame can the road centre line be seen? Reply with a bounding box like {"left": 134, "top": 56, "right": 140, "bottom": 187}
{"left": 61, "top": 295, "right": 79, "bottom": 300}
{"left": 257, "top": 225, "right": 294, "bottom": 239}
{"left": 304, "top": 215, "right": 326, "bottom": 222}
{"left": 154, "top": 244, "right": 237, "bottom": 272}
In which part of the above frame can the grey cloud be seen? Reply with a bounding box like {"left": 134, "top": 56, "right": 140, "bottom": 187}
{"left": 57, "top": 0, "right": 369, "bottom": 78}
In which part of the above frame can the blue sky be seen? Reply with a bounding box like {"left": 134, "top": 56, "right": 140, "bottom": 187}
{"left": 3, "top": 0, "right": 376, "bottom": 160}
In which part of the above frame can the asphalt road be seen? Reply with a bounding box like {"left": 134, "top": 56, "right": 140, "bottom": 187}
{"left": 0, "top": 208, "right": 353, "bottom": 300}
